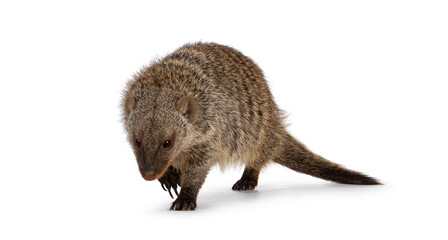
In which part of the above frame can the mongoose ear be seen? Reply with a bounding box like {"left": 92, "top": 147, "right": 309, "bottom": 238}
{"left": 176, "top": 96, "right": 199, "bottom": 124}
{"left": 123, "top": 95, "right": 137, "bottom": 117}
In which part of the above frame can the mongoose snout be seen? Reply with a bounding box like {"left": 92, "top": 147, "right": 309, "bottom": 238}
{"left": 140, "top": 159, "right": 173, "bottom": 181}
{"left": 141, "top": 171, "right": 157, "bottom": 181}
{"left": 139, "top": 159, "right": 174, "bottom": 181}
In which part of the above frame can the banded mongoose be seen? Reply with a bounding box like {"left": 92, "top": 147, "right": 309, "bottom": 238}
{"left": 121, "top": 42, "right": 380, "bottom": 211}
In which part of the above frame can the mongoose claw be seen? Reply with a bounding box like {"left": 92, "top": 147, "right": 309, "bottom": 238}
{"left": 160, "top": 182, "right": 167, "bottom": 191}
{"left": 172, "top": 185, "right": 179, "bottom": 196}
{"left": 167, "top": 184, "right": 179, "bottom": 199}
{"left": 160, "top": 180, "right": 179, "bottom": 199}
{"left": 158, "top": 166, "right": 180, "bottom": 199}
{"left": 232, "top": 179, "right": 257, "bottom": 191}
{"left": 170, "top": 195, "right": 197, "bottom": 211}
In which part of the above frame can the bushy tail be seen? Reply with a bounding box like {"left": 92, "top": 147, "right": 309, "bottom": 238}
{"left": 273, "top": 133, "right": 381, "bottom": 185}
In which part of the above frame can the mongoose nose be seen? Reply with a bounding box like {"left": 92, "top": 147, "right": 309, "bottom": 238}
{"left": 141, "top": 171, "right": 156, "bottom": 181}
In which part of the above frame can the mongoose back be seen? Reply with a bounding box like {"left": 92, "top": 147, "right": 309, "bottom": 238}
{"left": 121, "top": 42, "right": 380, "bottom": 211}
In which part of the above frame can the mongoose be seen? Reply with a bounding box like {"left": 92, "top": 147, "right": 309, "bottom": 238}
{"left": 121, "top": 42, "right": 380, "bottom": 211}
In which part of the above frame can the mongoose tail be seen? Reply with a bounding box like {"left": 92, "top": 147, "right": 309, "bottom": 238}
{"left": 274, "top": 133, "right": 381, "bottom": 185}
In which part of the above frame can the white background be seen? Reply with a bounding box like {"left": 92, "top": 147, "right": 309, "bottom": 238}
{"left": 1, "top": 1, "right": 447, "bottom": 239}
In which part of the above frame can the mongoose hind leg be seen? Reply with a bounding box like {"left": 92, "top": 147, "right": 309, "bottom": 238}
{"left": 232, "top": 167, "right": 260, "bottom": 191}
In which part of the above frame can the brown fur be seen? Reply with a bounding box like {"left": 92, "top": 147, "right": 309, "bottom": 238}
{"left": 121, "top": 42, "right": 380, "bottom": 211}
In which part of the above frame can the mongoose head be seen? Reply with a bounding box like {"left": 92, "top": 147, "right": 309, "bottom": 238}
{"left": 121, "top": 86, "right": 198, "bottom": 181}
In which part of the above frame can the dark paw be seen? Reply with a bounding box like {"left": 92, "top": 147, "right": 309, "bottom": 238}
{"left": 170, "top": 195, "right": 197, "bottom": 211}
{"left": 158, "top": 166, "right": 180, "bottom": 199}
{"left": 232, "top": 179, "right": 257, "bottom": 191}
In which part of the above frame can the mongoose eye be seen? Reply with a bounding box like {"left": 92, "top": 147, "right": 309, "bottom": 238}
{"left": 135, "top": 140, "right": 141, "bottom": 147}
{"left": 163, "top": 140, "right": 172, "bottom": 148}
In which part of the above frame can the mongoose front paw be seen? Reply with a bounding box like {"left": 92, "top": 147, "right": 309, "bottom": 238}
{"left": 170, "top": 195, "right": 197, "bottom": 211}
{"left": 232, "top": 179, "right": 257, "bottom": 191}
{"left": 158, "top": 166, "right": 180, "bottom": 198}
